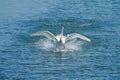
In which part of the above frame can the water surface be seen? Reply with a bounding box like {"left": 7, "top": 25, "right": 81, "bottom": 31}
{"left": 0, "top": 0, "right": 120, "bottom": 80}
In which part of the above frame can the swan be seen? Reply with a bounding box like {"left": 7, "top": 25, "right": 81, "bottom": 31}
{"left": 31, "top": 26, "right": 91, "bottom": 48}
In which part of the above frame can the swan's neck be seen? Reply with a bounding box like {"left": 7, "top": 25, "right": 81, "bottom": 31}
{"left": 60, "top": 27, "right": 64, "bottom": 43}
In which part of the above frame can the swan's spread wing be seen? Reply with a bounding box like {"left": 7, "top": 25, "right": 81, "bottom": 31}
{"left": 31, "top": 31, "right": 57, "bottom": 42}
{"left": 65, "top": 33, "right": 91, "bottom": 42}
{"left": 55, "top": 34, "right": 61, "bottom": 41}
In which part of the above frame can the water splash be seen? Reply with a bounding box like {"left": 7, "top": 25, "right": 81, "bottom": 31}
{"left": 34, "top": 38, "right": 84, "bottom": 52}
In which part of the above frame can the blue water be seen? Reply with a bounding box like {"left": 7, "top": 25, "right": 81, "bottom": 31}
{"left": 0, "top": 0, "right": 120, "bottom": 80}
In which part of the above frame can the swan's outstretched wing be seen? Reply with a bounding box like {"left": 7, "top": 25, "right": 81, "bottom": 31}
{"left": 65, "top": 33, "right": 91, "bottom": 42}
{"left": 31, "top": 31, "right": 57, "bottom": 42}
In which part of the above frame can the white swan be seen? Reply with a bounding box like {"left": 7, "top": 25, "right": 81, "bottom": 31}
{"left": 31, "top": 26, "right": 91, "bottom": 47}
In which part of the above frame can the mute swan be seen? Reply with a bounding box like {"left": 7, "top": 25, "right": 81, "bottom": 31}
{"left": 31, "top": 26, "right": 91, "bottom": 48}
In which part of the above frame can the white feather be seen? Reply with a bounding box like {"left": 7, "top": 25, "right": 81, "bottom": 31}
{"left": 31, "top": 27, "right": 91, "bottom": 44}
{"left": 31, "top": 31, "right": 57, "bottom": 42}
{"left": 65, "top": 33, "right": 91, "bottom": 42}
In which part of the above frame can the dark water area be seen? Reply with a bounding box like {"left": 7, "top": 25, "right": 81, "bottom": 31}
{"left": 0, "top": 0, "right": 120, "bottom": 80}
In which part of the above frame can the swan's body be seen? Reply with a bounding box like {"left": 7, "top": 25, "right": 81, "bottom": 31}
{"left": 31, "top": 27, "right": 91, "bottom": 48}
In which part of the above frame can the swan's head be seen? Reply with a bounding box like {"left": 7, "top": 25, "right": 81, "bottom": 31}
{"left": 61, "top": 26, "right": 64, "bottom": 31}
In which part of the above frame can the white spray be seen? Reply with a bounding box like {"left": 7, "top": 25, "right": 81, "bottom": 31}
{"left": 34, "top": 38, "right": 84, "bottom": 52}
